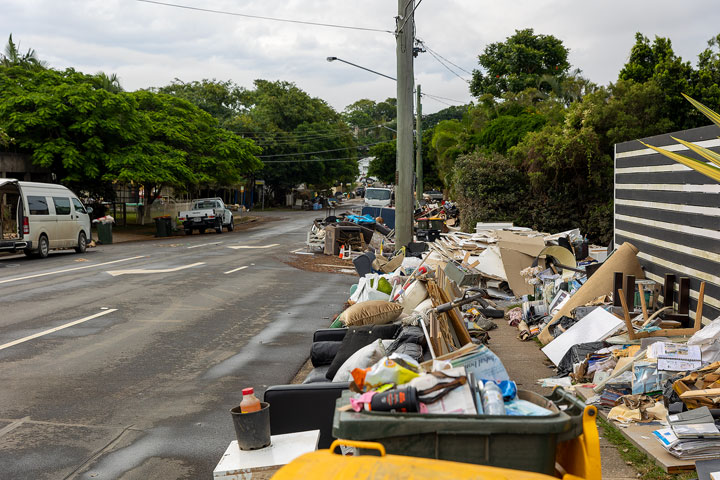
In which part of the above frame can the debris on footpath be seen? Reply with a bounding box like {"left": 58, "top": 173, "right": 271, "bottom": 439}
{"left": 275, "top": 201, "right": 719, "bottom": 476}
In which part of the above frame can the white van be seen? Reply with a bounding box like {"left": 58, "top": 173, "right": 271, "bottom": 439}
{"left": 364, "top": 187, "right": 393, "bottom": 208}
{"left": 0, "top": 179, "right": 92, "bottom": 258}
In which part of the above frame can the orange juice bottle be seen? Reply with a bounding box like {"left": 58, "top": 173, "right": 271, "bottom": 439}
{"left": 240, "top": 387, "right": 261, "bottom": 413}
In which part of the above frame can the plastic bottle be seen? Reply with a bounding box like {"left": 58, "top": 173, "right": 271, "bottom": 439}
{"left": 480, "top": 381, "right": 506, "bottom": 415}
{"left": 240, "top": 387, "right": 261, "bottom": 413}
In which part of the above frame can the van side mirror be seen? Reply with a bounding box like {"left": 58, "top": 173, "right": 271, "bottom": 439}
{"left": 86, "top": 207, "right": 93, "bottom": 214}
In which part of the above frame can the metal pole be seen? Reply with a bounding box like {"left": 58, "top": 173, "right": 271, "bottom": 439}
{"left": 415, "top": 84, "right": 423, "bottom": 203}
{"left": 395, "top": 0, "right": 414, "bottom": 248}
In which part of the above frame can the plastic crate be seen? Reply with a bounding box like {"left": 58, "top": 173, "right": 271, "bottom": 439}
{"left": 332, "top": 387, "right": 585, "bottom": 476}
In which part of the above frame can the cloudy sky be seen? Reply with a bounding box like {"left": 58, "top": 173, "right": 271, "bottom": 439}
{"left": 2, "top": 0, "right": 718, "bottom": 114}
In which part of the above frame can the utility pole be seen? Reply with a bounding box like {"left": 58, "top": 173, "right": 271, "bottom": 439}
{"left": 415, "top": 84, "right": 423, "bottom": 203}
{"left": 395, "top": 0, "right": 414, "bottom": 248}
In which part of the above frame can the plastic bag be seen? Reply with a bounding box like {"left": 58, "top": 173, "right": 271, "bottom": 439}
{"left": 351, "top": 353, "right": 420, "bottom": 392}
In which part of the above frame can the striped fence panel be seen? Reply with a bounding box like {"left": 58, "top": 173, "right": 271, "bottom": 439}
{"left": 614, "top": 124, "right": 720, "bottom": 324}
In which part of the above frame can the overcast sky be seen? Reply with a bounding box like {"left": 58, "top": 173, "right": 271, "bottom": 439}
{"left": 2, "top": 0, "right": 718, "bottom": 114}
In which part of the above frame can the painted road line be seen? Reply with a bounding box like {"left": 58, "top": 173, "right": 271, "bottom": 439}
{"left": 0, "top": 256, "right": 145, "bottom": 286}
{"left": 187, "top": 242, "right": 223, "bottom": 249}
{"left": 107, "top": 262, "right": 205, "bottom": 277}
{"left": 224, "top": 265, "right": 248, "bottom": 275}
{"left": 227, "top": 244, "right": 279, "bottom": 250}
{"left": 0, "top": 309, "right": 118, "bottom": 351}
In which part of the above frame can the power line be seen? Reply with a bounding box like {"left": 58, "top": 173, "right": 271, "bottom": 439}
{"left": 262, "top": 156, "right": 359, "bottom": 164}
{"left": 136, "top": 0, "right": 393, "bottom": 34}
{"left": 421, "top": 95, "right": 454, "bottom": 107}
{"left": 258, "top": 140, "right": 386, "bottom": 158}
{"left": 425, "top": 49, "right": 470, "bottom": 83}
{"left": 421, "top": 92, "right": 467, "bottom": 104}
{"left": 418, "top": 40, "right": 473, "bottom": 75}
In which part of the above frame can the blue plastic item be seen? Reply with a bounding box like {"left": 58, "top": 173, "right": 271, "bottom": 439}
{"left": 347, "top": 214, "right": 376, "bottom": 224}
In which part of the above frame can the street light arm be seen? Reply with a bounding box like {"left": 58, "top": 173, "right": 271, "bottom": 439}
{"left": 326, "top": 56, "right": 396, "bottom": 81}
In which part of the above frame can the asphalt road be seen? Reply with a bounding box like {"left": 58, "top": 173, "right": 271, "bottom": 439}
{"left": 0, "top": 207, "right": 357, "bottom": 479}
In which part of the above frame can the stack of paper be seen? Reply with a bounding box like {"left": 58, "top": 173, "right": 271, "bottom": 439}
{"left": 654, "top": 407, "right": 720, "bottom": 459}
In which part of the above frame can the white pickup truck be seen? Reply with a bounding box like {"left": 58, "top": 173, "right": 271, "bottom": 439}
{"left": 178, "top": 198, "right": 234, "bottom": 234}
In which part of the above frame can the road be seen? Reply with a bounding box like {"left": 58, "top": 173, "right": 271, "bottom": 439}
{"left": 0, "top": 207, "right": 357, "bottom": 479}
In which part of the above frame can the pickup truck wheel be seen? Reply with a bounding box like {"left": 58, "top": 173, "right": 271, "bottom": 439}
{"left": 215, "top": 220, "right": 223, "bottom": 234}
{"left": 227, "top": 219, "right": 234, "bottom": 231}
{"left": 74, "top": 231, "right": 87, "bottom": 253}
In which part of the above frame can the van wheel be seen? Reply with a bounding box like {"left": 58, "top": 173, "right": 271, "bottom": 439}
{"left": 75, "top": 231, "right": 87, "bottom": 253}
{"left": 37, "top": 235, "right": 49, "bottom": 259}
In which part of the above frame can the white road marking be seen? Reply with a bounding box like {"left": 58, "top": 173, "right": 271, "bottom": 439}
{"left": 0, "top": 256, "right": 145, "bottom": 286}
{"left": 224, "top": 265, "right": 248, "bottom": 275}
{"left": 107, "top": 262, "right": 205, "bottom": 276}
{"left": 0, "top": 309, "right": 118, "bottom": 351}
{"left": 227, "top": 244, "right": 279, "bottom": 250}
{"left": 187, "top": 242, "right": 223, "bottom": 249}
{"left": 290, "top": 248, "right": 302, "bottom": 253}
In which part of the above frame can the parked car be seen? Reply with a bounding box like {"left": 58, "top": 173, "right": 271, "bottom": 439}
{"left": 178, "top": 198, "right": 233, "bottom": 234}
{"left": 355, "top": 186, "right": 365, "bottom": 198}
{"left": 0, "top": 179, "right": 92, "bottom": 258}
{"left": 422, "top": 190, "right": 444, "bottom": 202}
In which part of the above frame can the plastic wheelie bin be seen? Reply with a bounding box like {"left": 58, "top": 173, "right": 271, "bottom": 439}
{"left": 96, "top": 222, "right": 113, "bottom": 244}
{"left": 154, "top": 216, "right": 172, "bottom": 237}
{"left": 332, "top": 387, "right": 586, "bottom": 476}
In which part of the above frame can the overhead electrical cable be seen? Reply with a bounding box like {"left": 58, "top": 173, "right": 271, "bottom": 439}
{"left": 262, "top": 156, "right": 360, "bottom": 164}
{"left": 136, "top": 0, "right": 393, "bottom": 33}
{"left": 418, "top": 40, "right": 473, "bottom": 75}
{"left": 257, "top": 140, "right": 386, "bottom": 158}
{"left": 421, "top": 92, "right": 467, "bottom": 104}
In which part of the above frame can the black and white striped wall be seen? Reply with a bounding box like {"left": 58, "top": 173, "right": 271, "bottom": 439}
{"left": 614, "top": 124, "right": 720, "bottom": 323}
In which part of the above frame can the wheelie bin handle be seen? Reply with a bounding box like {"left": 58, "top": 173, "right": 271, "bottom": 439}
{"left": 330, "top": 439, "right": 386, "bottom": 456}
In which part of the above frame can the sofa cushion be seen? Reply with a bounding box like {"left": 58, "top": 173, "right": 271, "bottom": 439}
{"left": 325, "top": 323, "right": 401, "bottom": 381}
{"left": 340, "top": 300, "right": 403, "bottom": 327}
{"left": 310, "top": 341, "right": 343, "bottom": 368}
{"left": 303, "top": 365, "right": 331, "bottom": 384}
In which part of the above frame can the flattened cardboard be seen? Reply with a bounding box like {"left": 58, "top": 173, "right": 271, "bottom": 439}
{"left": 496, "top": 232, "right": 546, "bottom": 297}
{"left": 538, "top": 242, "right": 644, "bottom": 345}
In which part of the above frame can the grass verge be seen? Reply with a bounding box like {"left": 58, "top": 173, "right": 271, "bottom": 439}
{"left": 598, "top": 416, "right": 695, "bottom": 480}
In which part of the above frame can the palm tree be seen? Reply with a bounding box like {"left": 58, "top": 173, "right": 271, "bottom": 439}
{"left": 93, "top": 72, "right": 123, "bottom": 93}
{"left": 1, "top": 34, "right": 47, "bottom": 69}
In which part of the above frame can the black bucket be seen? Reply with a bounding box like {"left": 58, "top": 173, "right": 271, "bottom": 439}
{"left": 230, "top": 402, "right": 271, "bottom": 450}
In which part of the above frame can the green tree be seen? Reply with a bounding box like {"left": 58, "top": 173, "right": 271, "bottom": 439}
{"left": 156, "top": 79, "right": 244, "bottom": 125}
{"left": 106, "top": 91, "right": 261, "bottom": 216}
{"left": 367, "top": 141, "right": 396, "bottom": 184}
{"left": 233, "top": 80, "right": 357, "bottom": 197}
{"left": 453, "top": 152, "right": 529, "bottom": 231}
{"left": 470, "top": 29, "right": 570, "bottom": 98}
{"left": 1, "top": 34, "right": 47, "bottom": 69}
{"left": 342, "top": 98, "right": 397, "bottom": 145}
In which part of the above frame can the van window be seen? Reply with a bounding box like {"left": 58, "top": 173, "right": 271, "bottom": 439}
{"left": 28, "top": 195, "right": 50, "bottom": 215}
{"left": 71, "top": 198, "right": 87, "bottom": 214}
{"left": 53, "top": 197, "right": 71, "bottom": 215}
{"left": 365, "top": 189, "right": 391, "bottom": 201}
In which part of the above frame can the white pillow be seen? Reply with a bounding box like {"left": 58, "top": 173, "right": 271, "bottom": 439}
{"left": 399, "top": 280, "right": 429, "bottom": 314}
{"left": 413, "top": 298, "right": 435, "bottom": 316}
{"left": 332, "top": 339, "right": 393, "bottom": 383}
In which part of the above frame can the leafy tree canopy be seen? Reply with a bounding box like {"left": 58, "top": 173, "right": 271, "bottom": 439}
{"left": 232, "top": 79, "right": 358, "bottom": 192}
{"left": 470, "top": 28, "right": 570, "bottom": 98}
{"left": 0, "top": 44, "right": 261, "bottom": 202}
{"left": 155, "top": 78, "right": 244, "bottom": 124}
{"left": 367, "top": 141, "right": 396, "bottom": 185}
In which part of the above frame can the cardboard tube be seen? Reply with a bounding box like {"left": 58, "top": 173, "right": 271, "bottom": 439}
{"left": 538, "top": 242, "right": 645, "bottom": 345}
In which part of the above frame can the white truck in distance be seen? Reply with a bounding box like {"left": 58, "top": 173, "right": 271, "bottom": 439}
{"left": 178, "top": 198, "right": 234, "bottom": 235}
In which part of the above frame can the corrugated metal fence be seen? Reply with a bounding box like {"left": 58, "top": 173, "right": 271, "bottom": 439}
{"left": 614, "top": 124, "right": 720, "bottom": 323}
